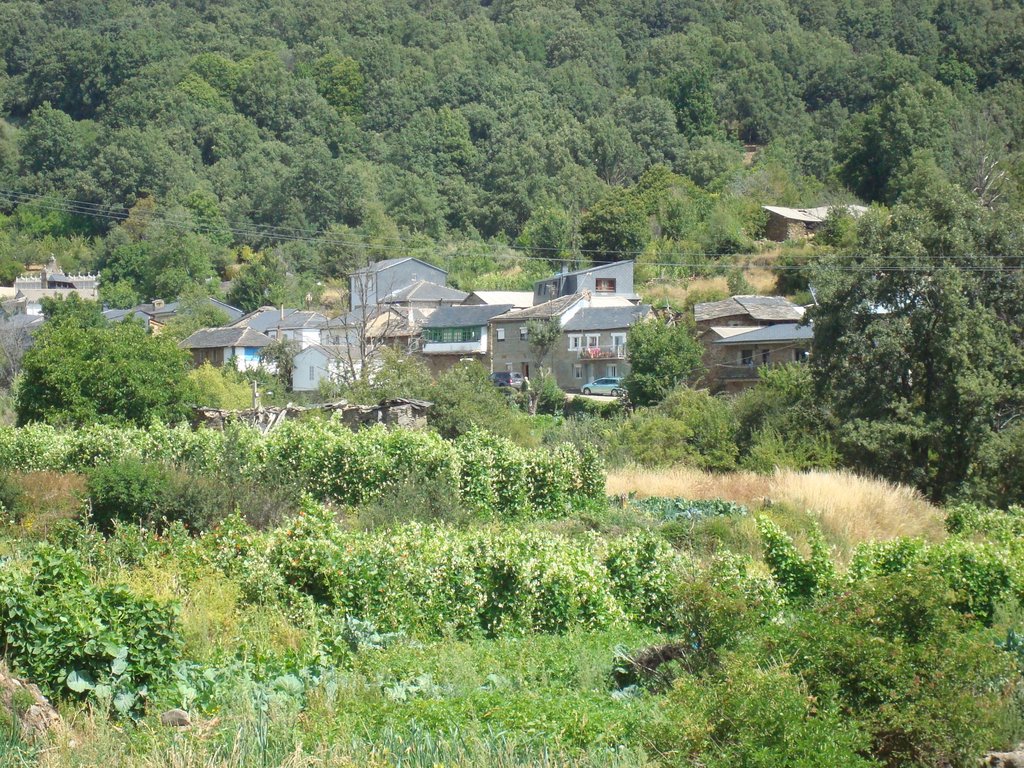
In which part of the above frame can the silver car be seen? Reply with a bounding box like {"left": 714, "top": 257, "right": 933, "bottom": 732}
{"left": 581, "top": 377, "right": 624, "bottom": 396}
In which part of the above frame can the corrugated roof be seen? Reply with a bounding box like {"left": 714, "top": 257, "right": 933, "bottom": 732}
{"left": 180, "top": 327, "right": 274, "bottom": 349}
{"left": 382, "top": 280, "right": 468, "bottom": 304}
{"left": 712, "top": 322, "right": 813, "bottom": 345}
{"left": 694, "top": 295, "right": 805, "bottom": 323}
{"left": 425, "top": 304, "right": 513, "bottom": 328}
{"left": 563, "top": 304, "right": 651, "bottom": 331}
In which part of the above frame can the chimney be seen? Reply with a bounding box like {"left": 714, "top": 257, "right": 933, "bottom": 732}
{"left": 280, "top": 305, "right": 285, "bottom": 321}
{"left": 153, "top": 299, "right": 165, "bottom": 310}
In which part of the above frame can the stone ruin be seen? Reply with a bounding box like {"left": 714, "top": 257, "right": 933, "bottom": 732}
{"left": 191, "top": 398, "right": 432, "bottom": 435}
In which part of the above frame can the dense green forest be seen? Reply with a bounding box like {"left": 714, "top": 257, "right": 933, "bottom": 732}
{"left": 0, "top": 0, "right": 1021, "bottom": 305}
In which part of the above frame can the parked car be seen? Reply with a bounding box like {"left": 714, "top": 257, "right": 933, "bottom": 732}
{"left": 489, "top": 371, "right": 524, "bottom": 390}
{"left": 581, "top": 377, "right": 624, "bottom": 396}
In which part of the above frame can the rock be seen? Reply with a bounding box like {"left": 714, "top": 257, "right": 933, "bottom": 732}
{"left": 984, "top": 749, "right": 1024, "bottom": 767}
{"left": 159, "top": 708, "right": 192, "bottom": 728}
{"left": 0, "top": 663, "right": 62, "bottom": 741}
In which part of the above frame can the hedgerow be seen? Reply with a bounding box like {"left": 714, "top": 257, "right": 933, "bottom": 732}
{"left": 0, "top": 421, "right": 603, "bottom": 520}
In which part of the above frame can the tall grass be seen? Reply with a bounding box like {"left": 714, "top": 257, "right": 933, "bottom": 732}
{"left": 607, "top": 466, "right": 943, "bottom": 545}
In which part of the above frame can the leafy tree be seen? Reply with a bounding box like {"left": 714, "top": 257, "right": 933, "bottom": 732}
{"left": 228, "top": 250, "right": 288, "bottom": 312}
{"left": 16, "top": 318, "right": 197, "bottom": 426}
{"left": 526, "top": 318, "right": 562, "bottom": 375}
{"left": 623, "top": 319, "right": 704, "bottom": 406}
{"left": 579, "top": 189, "right": 650, "bottom": 264}
{"left": 811, "top": 183, "right": 1024, "bottom": 500}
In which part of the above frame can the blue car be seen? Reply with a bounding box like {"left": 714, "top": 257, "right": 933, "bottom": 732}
{"left": 581, "top": 377, "right": 624, "bottom": 396}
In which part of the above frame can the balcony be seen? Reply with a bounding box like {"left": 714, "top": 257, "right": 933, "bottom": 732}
{"left": 718, "top": 360, "right": 807, "bottom": 380}
{"left": 577, "top": 344, "right": 626, "bottom": 360}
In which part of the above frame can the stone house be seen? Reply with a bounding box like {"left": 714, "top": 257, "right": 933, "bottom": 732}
{"left": 762, "top": 205, "right": 868, "bottom": 242}
{"left": 179, "top": 327, "right": 274, "bottom": 371}
{"left": 489, "top": 293, "right": 650, "bottom": 390}
{"left": 693, "top": 295, "right": 805, "bottom": 332}
{"left": 702, "top": 322, "right": 813, "bottom": 393}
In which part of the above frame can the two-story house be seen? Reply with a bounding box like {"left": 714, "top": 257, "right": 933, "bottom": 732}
{"left": 179, "top": 327, "right": 274, "bottom": 371}
{"left": 694, "top": 295, "right": 812, "bottom": 392}
{"left": 419, "top": 304, "right": 514, "bottom": 375}
{"left": 532, "top": 261, "right": 639, "bottom": 305}
{"left": 489, "top": 292, "right": 650, "bottom": 390}
{"left": 349, "top": 257, "right": 448, "bottom": 311}
{"left": 230, "top": 307, "right": 328, "bottom": 349}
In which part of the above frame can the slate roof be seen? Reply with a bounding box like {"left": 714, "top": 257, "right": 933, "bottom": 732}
{"left": 424, "top": 304, "right": 514, "bottom": 329}
{"left": 711, "top": 322, "right": 813, "bottom": 345}
{"left": 491, "top": 293, "right": 582, "bottom": 322}
{"left": 231, "top": 307, "right": 328, "bottom": 331}
{"left": 179, "top": 327, "right": 274, "bottom": 349}
{"left": 694, "top": 295, "right": 806, "bottom": 324}
{"left": 349, "top": 257, "right": 447, "bottom": 276}
{"left": 381, "top": 280, "right": 468, "bottom": 304}
{"left": 562, "top": 304, "right": 651, "bottom": 331}
{"left": 762, "top": 204, "right": 868, "bottom": 223}
{"left": 555, "top": 260, "right": 634, "bottom": 279}
{"left": 135, "top": 298, "right": 244, "bottom": 323}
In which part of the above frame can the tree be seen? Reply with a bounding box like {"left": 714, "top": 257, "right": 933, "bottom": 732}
{"left": 259, "top": 338, "right": 300, "bottom": 393}
{"left": 623, "top": 318, "right": 704, "bottom": 406}
{"left": 810, "top": 184, "right": 1024, "bottom": 501}
{"left": 526, "top": 318, "right": 561, "bottom": 376}
{"left": 579, "top": 188, "right": 650, "bottom": 263}
{"left": 228, "top": 249, "right": 287, "bottom": 312}
{"left": 16, "top": 319, "right": 197, "bottom": 426}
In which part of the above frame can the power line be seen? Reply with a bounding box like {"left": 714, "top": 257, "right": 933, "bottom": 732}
{"left": 1, "top": 188, "right": 1022, "bottom": 272}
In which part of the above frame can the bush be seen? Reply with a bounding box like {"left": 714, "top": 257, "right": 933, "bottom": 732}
{"left": 756, "top": 517, "right": 835, "bottom": 601}
{"left": 0, "top": 472, "right": 24, "bottom": 523}
{"left": 0, "top": 545, "right": 181, "bottom": 711}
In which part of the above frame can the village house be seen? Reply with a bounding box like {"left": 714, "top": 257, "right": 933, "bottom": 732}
{"left": 11, "top": 257, "right": 99, "bottom": 314}
{"left": 419, "top": 303, "right": 513, "bottom": 375}
{"left": 291, "top": 344, "right": 357, "bottom": 392}
{"left": 349, "top": 257, "right": 447, "bottom": 310}
{"left": 133, "top": 297, "right": 244, "bottom": 333}
{"left": 178, "top": 327, "right": 274, "bottom": 371}
{"left": 702, "top": 322, "right": 813, "bottom": 393}
{"left": 762, "top": 204, "right": 868, "bottom": 242}
{"left": 230, "top": 306, "right": 328, "bottom": 349}
{"left": 693, "top": 295, "right": 805, "bottom": 332}
{"left": 489, "top": 292, "right": 650, "bottom": 390}
{"left": 532, "top": 261, "right": 638, "bottom": 305}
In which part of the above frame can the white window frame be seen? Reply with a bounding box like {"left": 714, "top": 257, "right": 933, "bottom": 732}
{"left": 586, "top": 333, "right": 600, "bottom": 348}
{"left": 496, "top": 327, "right": 505, "bottom": 342}
{"left": 568, "top": 334, "right": 582, "bottom": 350}
{"left": 573, "top": 364, "right": 583, "bottom": 379}
{"left": 607, "top": 364, "right": 618, "bottom": 378}
{"left": 611, "top": 332, "right": 626, "bottom": 347}
{"left": 519, "top": 326, "right": 528, "bottom": 341}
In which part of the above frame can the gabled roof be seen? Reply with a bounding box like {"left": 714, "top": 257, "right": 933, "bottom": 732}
{"left": 491, "top": 293, "right": 583, "bottom": 322}
{"left": 381, "top": 280, "right": 468, "bottom": 304}
{"left": 231, "top": 307, "right": 328, "bottom": 331}
{"left": 424, "top": 304, "right": 513, "bottom": 329}
{"left": 464, "top": 291, "right": 534, "bottom": 308}
{"left": 294, "top": 343, "right": 356, "bottom": 362}
{"left": 711, "top": 322, "right": 813, "bottom": 345}
{"left": 694, "top": 295, "right": 805, "bottom": 324}
{"left": 136, "top": 297, "right": 244, "bottom": 322}
{"left": 540, "top": 260, "right": 634, "bottom": 280}
{"left": 563, "top": 304, "right": 651, "bottom": 331}
{"left": 349, "top": 257, "right": 447, "bottom": 276}
{"left": 179, "top": 327, "right": 274, "bottom": 350}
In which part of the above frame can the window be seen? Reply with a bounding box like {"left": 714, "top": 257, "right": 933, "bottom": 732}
{"left": 607, "top": 364, "right": 618, "bottom": 378}
{"left": 573, "top": 364, "right": 583, "bottom": 379}
{"left": 595, "top": 277, "right": 616, "bottom": 292}
{"left": 741, "top": 349, "right": 753, "bottom": 366}
{"left": 586, "top": 333, "right": 600, "bottom": 348}
{"left": 423, "top": 327, "right": 482, "bottom": 344}
{"left": 761, "top": 349, "right": 770, "bottom": 365}
{"left": 568, "top": 335, "right": 582, "bottom": 350}
{"left": 611, "top": 333, "right": 626, "bottom": 347}
{"left": 496, "top": 327, "right": 505, "bottom": 342}
{"left": 795, "top": 348, "right": 809, "bottom": 362}
{"left": 519, "top": 327, "right": 528, "bottom": 341}
{"left": 309, "top": 366, "right": 315, "bottom": 381}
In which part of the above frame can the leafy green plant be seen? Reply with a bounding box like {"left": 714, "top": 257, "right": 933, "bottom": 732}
{"left": 756, "top": 517, "right": 835, "bottom": 601}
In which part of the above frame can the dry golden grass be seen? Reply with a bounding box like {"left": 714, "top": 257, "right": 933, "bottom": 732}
{"left": 644, "top": 267, "right": 781, "bottom": 307}
{"left": 607, "top": 466, "right": 943, "bottom": 546}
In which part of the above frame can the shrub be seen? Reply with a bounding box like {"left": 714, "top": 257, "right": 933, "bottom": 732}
{"left": 0, "top": 472, "right": 24, "bottom": 523}
{"left": 0, "top": 545, "right": 181, "bottom": 711}
{"left": 756, "top": 517, "right": 835, "bottom": 601}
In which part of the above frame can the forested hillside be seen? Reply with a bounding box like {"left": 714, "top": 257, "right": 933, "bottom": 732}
{"left": 0, "top": 0, "right": 1021, "bottom": 305}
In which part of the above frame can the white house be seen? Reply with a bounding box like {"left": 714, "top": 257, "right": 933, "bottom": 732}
{"left": 291, "top": 344, "right": 359, "bottom": 392}
{"left": 230, "top": 307, "right": 328, "bottom": 349}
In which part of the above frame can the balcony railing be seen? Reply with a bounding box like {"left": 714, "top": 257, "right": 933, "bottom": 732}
{"left": 718, "top": 360, "right": 806, "bottom": 380}
{"left": 577, "top": 344, "right": 626, "bottom": 360}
